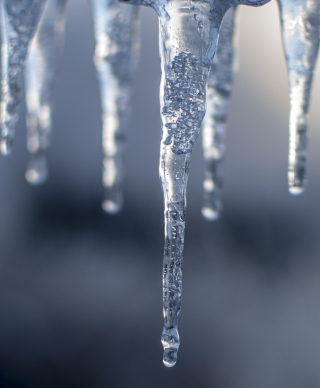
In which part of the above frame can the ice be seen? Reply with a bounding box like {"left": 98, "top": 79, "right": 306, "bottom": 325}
{"left": 24, "top": 0, "right": 68, "bottom": 185}
{"left": 201, "top": 0, "right": 320, "bottom": 208}
{"left": 279, "top": 0, "right": 320, "bottom": 194}
{"left": 201, "top": 7, "right": 238, "bottom": 221}
{"left": 23, "top": 0, "right": 140, "bottom": 194}
{"left": 0, "top": 0, "right": 47, "bottom": 155}
{"left": 89, "top": 0, "right": 140, "bottom": 214}
{"left": 3, "top": 0, "right": 317, "bottom": 370}
{"left": 120, "top": 0, "right": 271, "bottom": 367}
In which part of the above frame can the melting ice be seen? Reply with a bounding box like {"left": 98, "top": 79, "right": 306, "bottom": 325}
{"left": 2, "top": 0, "right": 319, "bottom": 369}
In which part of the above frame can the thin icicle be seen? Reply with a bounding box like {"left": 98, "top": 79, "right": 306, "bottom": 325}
{"left": 0, "top": 0, "right": 47, "bottom": 155}
{"left": 120, "top": 0, "right": 271, "bottom": 368}
{"left": 201, "top": 7, "right": 238, "bottom": 221}
{"left": 278, "top": 0, "right": 320, "bottom": 195}
{"left": 89, "top": 0, "right": 140, "bottom": 214}
{"left": 24, "top": 0, "right": 68, "bottom": 185}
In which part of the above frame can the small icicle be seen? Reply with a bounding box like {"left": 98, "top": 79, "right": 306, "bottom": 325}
{"left": 89, "top": 0, "right": 140, "bottom": 214}
{"left": 0, "top": 0, "right": 47, "bottom": 155}
{"left": 201, "top": 7, "right": 238, "bottom": 221}
{"left": 278, "top": 0, "right": 320, "bottom": 195}
{"left": 120, "top": 0, "right": 271, "bottom": 368}
{"left": 24, "top": 0, "right": 68, "bottom": 185}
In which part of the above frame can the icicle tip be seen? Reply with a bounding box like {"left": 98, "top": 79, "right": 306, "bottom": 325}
{"left": 101, "top": 200, "right": 122, "bottom": 214}
{"left": 289, "top": 186, "right": 305, "bottom": 196}
{"left": 0, "top": 137, "right": 13, "bottom": 155}
{"left": 25, "top": 169, "right": 48, "bottom": 185}
{"left": 202, "top": 206, "right": 221, "bottom": 221}
{"left": 161, "top": 326, "right": 179, "bottom": 367}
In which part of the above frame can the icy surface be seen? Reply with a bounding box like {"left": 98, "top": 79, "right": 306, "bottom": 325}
{"left": 0, "top": 0, "right": 46, "bottom": 155}
{"left": 89, "top": 0, "right": 140, "bottom": 214}
{"left": 201, "top": 7, "right": 238, "bottom": 221}
{"left": 279, "top": 0, "right": 320, "bottom": 194}
{"left": 24, "top": 0, "right": 67, "bottom": 185}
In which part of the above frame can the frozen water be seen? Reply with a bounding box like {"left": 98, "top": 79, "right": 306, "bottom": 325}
{"left": 3, "top": 0, "right": 318, "bottom": 370}
{"left": 201, "top": 6, "right": 238, "bottom": 221}
{"left": 23, "top": 0, "right": 140, "bottom": 197}
{"left": 0, "top": 0, "right": 46, "bottom": 155}
{"left": 89, "top": 0, "right": 140, "bottom": 214}
{"left": 279, "top": 0, "right": 320, "bottom": 194}
{"left": 121, "top": 0, "right": 271, "bottom": 367}
{"left": 202, "top": 0, "right": 320, "bottom": 214}
{"left": 24, "top": 0, "right": 67, "bottom": 185}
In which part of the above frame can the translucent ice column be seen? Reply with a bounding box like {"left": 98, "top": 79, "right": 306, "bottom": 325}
{"left": 24, "top": 0, "right": 68, "bottom": 185}
{"left": 89, "top": 0, "right": 140, "bottom": 214}
{"left": 278, "top": 0, "right": 320, "bottom": 195}
{"left": 0, "top": 0, "right": 47, "bottom": 155}
{"left": 201, "top": 6, "right": 238, "bottom": 221}
{"left": 120, "top": 0, "right": 271, "bottom": 367}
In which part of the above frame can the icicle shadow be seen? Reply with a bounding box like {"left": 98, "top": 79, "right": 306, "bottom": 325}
{"left": 24, "top": 0, "right": 68, "bottom": 185}
{"left": 0, "top": 0, "right": 47, "bottom": 155}
{"left": 120, "top": 0, "right": 271, "bottom": 368}
{"left": 201, "top": 6, "right": 238, "bottom": 221}
{"left": 278, "top": 0, "right": 320, "bottom": 195}
{"left": 89, "top": 0, "right": 140, "bottom": 214}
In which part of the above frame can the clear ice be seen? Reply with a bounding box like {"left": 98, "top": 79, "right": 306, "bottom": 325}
{"left": 2, "top": 0, "right": 318, "bottom": 370}
{"left": 89, "top": 0, "right": 140, "bottom": 214}
{"left": 201, "top": 6, "right": 238, "bottom": 221}
{"left": 202, "top": 0, "right": 320, "bottom": 205}
{"left": 279, "top": 0, "right": 320, "bottom": 195}
{"left": 24, "top": 0, "right": 67, "bottom": 185}
{"left": 23, "top": 0, "right": 140, "bottom": 199}
{"left": 0, "top": 0, "right": 47, "bottom": 155}
{"left": 121, "top": 0, "right": 270, "bottom": 367}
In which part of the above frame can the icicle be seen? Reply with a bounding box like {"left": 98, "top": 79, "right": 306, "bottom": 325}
{"left": 120, "top": 0, "right": 271, "bottom": 367}
{"left": 201, "top": 6, "right": 238, "bottom": 221}
{"left": 89, "top": 0, "right": 140, "bottom": 214}
{"left": 0, "top": 0, "right": 47, "bottom": 155}
{"left": 278, "top": 0, "right": 320, "bottom": 195}
{"left": 24, "top": 0, "right": 68, "bottom": 185}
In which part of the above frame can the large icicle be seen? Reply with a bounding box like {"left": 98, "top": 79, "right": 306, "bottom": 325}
{"left": 24, "top": 0, "right": 68, "bottom": 185}
{"left": 120, "top": 0, "right": 271, "bottom": 368}
{"left": 279, "top": 0, "right": 320, "bottom": 195}
{"left": 89, "top": 0, "right": 140, "bottom": 214}
{"left": 0, "top": 0, "right": 47, "bottom": 155}
{"left": 201, "top": 6, "right": 238, "bottom": 221}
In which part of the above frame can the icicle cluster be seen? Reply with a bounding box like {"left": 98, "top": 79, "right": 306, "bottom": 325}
{"left": 1, "top": 0, "right": 319, "bottom": 368}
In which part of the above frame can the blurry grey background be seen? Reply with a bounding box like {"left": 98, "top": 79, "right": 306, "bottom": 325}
{"left": 1, "top": 1, "right": 320, "bottom": 387}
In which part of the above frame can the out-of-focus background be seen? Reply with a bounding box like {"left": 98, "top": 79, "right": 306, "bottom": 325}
{"left": 1, "top": 1, "right": 320, "bottom": 387}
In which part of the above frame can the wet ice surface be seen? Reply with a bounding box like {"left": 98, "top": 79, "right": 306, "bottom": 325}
{"left": 0, "top": 0, "right": 46, "bottom": 155}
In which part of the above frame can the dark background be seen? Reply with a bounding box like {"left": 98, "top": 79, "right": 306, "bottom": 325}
{"left": 1, "top": 1, "right": 320, "bottom": 387}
